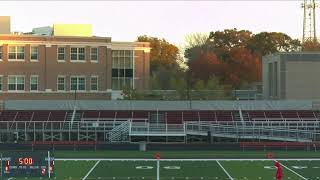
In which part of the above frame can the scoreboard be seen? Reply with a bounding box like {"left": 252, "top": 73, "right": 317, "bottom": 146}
{"left": 1, "top": 151, "right": 54, "bottom": 178}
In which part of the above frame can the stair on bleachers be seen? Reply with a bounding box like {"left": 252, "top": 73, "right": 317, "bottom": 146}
{"left": 64, "top": 111, "right": 81, "bottom": 129}
{"left": 241, "top": 111, "right": 251, "bottom": 125}
{"left": 312, "top": 111, "right": 320, "bottom": 121}
{"left": 232, "top": 111, "right": 242, "bottom": 122}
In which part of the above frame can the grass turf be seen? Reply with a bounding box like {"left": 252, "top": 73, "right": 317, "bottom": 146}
{"left": 3, "top": 159, "right": 320, "bottom": 180}
{"left": 1, "top": 151, "right": 320, "bottom": 179}
{"left": 280, "top": 160, "right": 320, "bottom": 180}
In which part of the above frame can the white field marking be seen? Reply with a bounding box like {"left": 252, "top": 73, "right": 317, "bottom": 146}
{"left": 54, "top": 158, "right": 320, "bottom": 161}
{"left": 274, "top": 160, "right": 308, "bottom": 180}
{"left": 82, "top": 160, "right": 101, "bottom": 180}
{"left": 216, "top": 160, "right": 234, "bottom": 180}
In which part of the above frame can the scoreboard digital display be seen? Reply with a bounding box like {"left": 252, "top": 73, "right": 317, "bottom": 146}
{"left": 1, "top": 151, "right": 54, "bottom": 178}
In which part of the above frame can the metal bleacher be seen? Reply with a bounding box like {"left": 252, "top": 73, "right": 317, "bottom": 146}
{"left": 0, "top": 109, "right": 319, "bottom": 142}
{"left": 0, "top": 100, "right": 320, "bottom": 142}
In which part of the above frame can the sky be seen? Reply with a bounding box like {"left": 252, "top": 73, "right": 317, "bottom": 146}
{"left": 0, "top": 1, "right": 306, "bottom": 46}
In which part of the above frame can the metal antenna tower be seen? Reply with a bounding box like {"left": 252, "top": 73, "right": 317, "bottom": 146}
{"left": 302, "top": 0, "right": 318, "bottom": 43}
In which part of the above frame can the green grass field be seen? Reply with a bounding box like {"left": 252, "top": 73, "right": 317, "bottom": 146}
{"left": 1, "top": 151, "right": 320, "bottom": 180}
{"left": 2, "top": 159, "right": 320, "bottom": 180}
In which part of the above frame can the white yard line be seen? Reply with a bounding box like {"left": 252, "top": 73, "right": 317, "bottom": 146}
{"left": 274, "top": 160, "right": 308, "bottom": 180}
{"left": 82, "top": 160, "right": 101, "bottom": 180}
{"left": 216, "top": 160, "right": 234, "bottom": 180}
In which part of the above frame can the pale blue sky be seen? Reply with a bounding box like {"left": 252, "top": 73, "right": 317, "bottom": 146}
{"left": 0, "top": 1, "right": 305, "bottom": 45}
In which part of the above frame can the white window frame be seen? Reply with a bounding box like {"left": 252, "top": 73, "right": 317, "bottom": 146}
{"left": 30, "top": 46, "right": 39, "bottom": 62}
{"left": 57, "top": 47, "right": 66, "bottom": 62}
{"left": 8, "top": 45, "right": 25, "bottom": 62}
{"left": 90, "top": 47, "right": 98, "bottom": 63}
{"left": 90, "top": 76, "right": 98, "bottom": 91}
{"left": 57, "top": 76, "right": 66, "bottom": 92}
{"left": 30, "top": 75, "right": 39, "bottom": 91}
{"left": 8, "top": 75, "right": 25, "bottom": 92}
{"left": 70, "top": 76, "right": 86, "bottom": 91}
{"left": 111, "top": 50, "right": 134, "bottom": 90}
{"left": 0, "top": 75, "right": 3, "bottom": 92}
{"left": 0, "top": 46, "right": 3, "bottom": 61}
{"left": 70, "top": 47, "right": 86, "bottom": 62}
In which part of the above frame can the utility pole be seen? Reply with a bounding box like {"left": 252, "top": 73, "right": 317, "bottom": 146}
{"left": 302, "top": 0, "right": 318, "bottom": 43}
{"left": 187, "top": 71, "right": 192, "bottom": 110}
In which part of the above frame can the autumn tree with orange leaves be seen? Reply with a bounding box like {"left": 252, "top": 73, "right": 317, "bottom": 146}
{"left": 185, "top": 29, "right": 301, "bottom": 89}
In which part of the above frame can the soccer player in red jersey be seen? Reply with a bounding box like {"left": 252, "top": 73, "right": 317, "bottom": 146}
{"left": 275, "top": 162, "right": 283, "bottom": 180}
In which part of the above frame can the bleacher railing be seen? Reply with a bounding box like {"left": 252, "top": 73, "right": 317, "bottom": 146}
{"left": 0, "top": 119, "right": 319, "bottom": 142}
{"left": 185, "top": 122, "right": 317, "bottom": 142}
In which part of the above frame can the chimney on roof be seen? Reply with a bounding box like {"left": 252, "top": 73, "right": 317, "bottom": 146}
{"left": 0, "top": 16, "right": 11, "bottom": 34}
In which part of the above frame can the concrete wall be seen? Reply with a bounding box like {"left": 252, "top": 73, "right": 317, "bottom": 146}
{"left": 262, "top": 54, "right": 281, "bottom": 99}
{"left": 263, "top": 53, "right": 320, "bottom": 100}
{"left": 286, "top": 61, "right": 320, "bottom": 99}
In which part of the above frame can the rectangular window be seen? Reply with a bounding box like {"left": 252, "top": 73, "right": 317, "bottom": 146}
{"left": 57, "top": 47, "right": 65, "bottom": 61}
{"left": 0, "top": 76, "right": 2, "bottom": 91}
{"left": 57, "top": 76, "right": 65, "bottom": 91}
{"left": 70, "top": 76, "right": 86, "bottom": 91}
{"left": 70, "top": 77, "right": 77, "bottom": 91}
{"left": 112, "top": 57, "right": 119, "bottom": 68}
{"left": 90, "top": 47, "right": 98, "bottom": 62}
{"left": 70, "top": 47, "right": 85, "bottom": 62}
{"left": 111, "top": 50, "right": 134, "bottom": 90}
{"left": 90, "top": 76, "right": 98, "bottom": 91}
{"left": 8, "top": 46, "right": 25, "bottom": 61}
{"left": 8, "top": 75, "right": 25, "bottom": 91}
{"left": 125, "top": 69, "right": 133, "bottom": 77}
{"left": 30, "top": 46, "right": 39, "bottom": 61}
{"left": 112, "top": 78, "right": 119, "bottom": 90}
{"left": 78, "top": 77, "right": 85, "bottom": 90}
{"left": 124, "top": 57, "right": 132, "bottom": 68}
{"left": 30, "top": 75, "right": 38, "bottom": 91}
{"left": 0, "top": 46, "right": 2, "bottom": 60}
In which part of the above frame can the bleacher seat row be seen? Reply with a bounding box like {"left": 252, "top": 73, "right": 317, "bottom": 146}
{"left": 0, "top": 110, "right": 319, "bottom": 124}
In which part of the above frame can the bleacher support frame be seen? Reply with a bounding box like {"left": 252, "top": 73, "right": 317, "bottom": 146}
{"left": 0, "top": 120, "right": 319, "bottom": 143}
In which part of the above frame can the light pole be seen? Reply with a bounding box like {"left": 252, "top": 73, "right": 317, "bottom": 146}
{"left": 186, "top": 71, "right": 192, "bottom": 110}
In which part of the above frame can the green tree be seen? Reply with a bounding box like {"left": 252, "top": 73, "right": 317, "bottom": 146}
{"left": 247, "top": 32, "right": 301, "bottom": 56}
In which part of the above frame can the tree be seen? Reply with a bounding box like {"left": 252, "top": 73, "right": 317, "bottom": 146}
{"left": 248, "top": 32, "right": 301, "bottom": 56}
{"left": 184, "top": 32, "right": 209, "bottom": 49}
{"left": 149, "top": 65, "right": 185, "bottom": 90}
{"left": 208, "top": 28, "right": 252, "bottom": 50}
{"left": 227, "top": 47, "right": 258, "bottom": 87}
{"left": 137, "top": 35, "right": 180, "bottom": 72}
{"left": 185, "top": 29, "right": 302, "bottom": 88}
{"left": 188, "top": 50, "right": 226, "bottom": 83}
{"left": 207, "top": 29, "right": 252, "bottom": 61}
{"left": 302, "top": 40, "right": 320, "bottom": 51}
